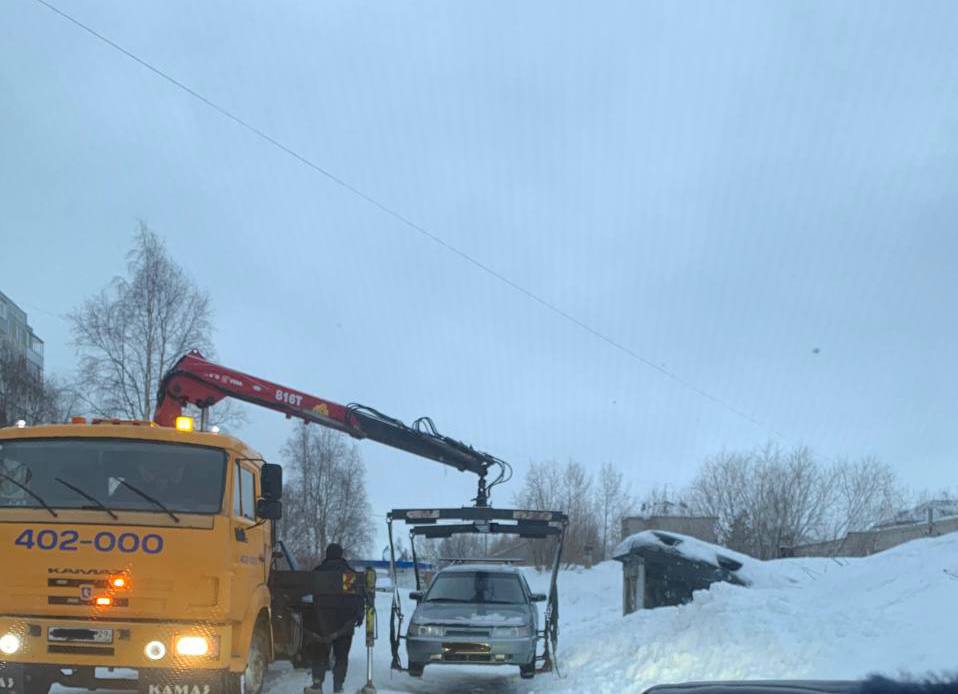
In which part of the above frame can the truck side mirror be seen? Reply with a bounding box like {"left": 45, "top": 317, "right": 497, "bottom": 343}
{"left": 409, "top": 591, "right": 423, "bottom": 602}
{"left": 256, "top": 498, "right": 283, "bottom": 521}
{"left": 261, "top": 463, "right": 283, "bottom": 500}
{"left": 530, "top": 593, "right": 547, "bottom": 603}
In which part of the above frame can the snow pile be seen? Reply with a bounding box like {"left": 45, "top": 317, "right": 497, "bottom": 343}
{"left": 613, "top": 530, "right": 841, "bottom": 589}
{"left": 56, "top": 534, "right": 958, "bottom": 693}
{"left": 546, "top": 533, "right": 958, "bottom": 693}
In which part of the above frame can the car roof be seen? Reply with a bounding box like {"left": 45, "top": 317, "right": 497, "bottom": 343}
{"left": 437, "top": 563, "right": 525, "bottom": 575}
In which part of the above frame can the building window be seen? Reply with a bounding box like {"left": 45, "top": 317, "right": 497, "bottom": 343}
{"left": 29, "top": 336, "right": 43, "bottom": 357}
{"left": 0, "top": 301, "right": 6, "bottom": 319}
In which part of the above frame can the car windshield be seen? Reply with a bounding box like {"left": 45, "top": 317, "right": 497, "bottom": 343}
{"left": 0, "top": 439, "right": 226, "bottom": 515}
{"left": 425, "top": 571, "right": 527, "bottom": 605}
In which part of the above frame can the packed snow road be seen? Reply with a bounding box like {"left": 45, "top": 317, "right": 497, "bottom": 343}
{"left": 55, "top": 532, "right": 958, "bottom": 693}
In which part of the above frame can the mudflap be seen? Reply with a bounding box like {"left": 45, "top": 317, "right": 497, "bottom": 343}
{"left": 137, "top": 668, "right": 230, "bottom": 694}
{"left": 0, "top": 663, "right": 24, "bottom": 694}
{"left": 0, "top": 662, "right": 55, "bottom": 694}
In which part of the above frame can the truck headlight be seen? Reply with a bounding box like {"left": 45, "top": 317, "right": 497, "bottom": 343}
{"left": 0, "top": 633, "right": 21, "bottom": 655}
{"left": 408, "top": 624, "right": 445, "bottom": 637}
{"left": 144, "top": 641, "right": 167, "bottom": 661}
{"left": 175, "top": 635, "right": 211, "bottom": 657}
{"left": 491, "top": 625, "right": 532, "bottom": 638}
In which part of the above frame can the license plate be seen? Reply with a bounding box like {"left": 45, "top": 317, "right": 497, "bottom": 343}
{"left": 48, "top": 627, "right": 114, "bottom": 644}
{"left": 442, "top": 641, "right": 490, "bottom": 655}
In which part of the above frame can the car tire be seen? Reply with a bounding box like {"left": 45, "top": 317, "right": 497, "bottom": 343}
{"left": 520, "top": 663, "right": 535, "bottom": 679}
{"left": 408, "top": 662, "right": 425, "bottom": 678}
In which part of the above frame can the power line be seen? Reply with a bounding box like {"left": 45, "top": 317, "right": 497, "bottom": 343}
{"left": 26, "top": 0, "right": 783, "bottom": 439}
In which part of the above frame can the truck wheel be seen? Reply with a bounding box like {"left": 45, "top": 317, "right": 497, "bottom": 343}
{"left": 520, "top": 663, "right": 535, "bottom": 679}
{"left": 227, "top": 622, "right": 270, "bottom": 694}
{"left": 407, "top": 662, "right": 424, "bottom": 677}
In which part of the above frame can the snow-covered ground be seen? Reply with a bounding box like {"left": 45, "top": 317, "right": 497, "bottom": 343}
{"left": 55, "top": 532, "right": 958, "bottom": 693}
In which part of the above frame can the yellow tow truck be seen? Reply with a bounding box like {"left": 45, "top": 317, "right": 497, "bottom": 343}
{"left": 0, "top": 351, "right": 510, "bottom": 693}
{"left": 0, "top": 418, "right": 285, "bottom": 693}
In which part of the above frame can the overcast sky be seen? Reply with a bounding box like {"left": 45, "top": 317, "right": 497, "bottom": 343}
{"left": 2, "top": 0, "right": 957, "bottom": 547}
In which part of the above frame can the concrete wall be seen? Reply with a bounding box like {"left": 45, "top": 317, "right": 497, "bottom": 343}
{"left": 621, "top": 515, "right": 718, "bottom": 544}
{"left": 790, "top": 515, "right": 958, "bottom": 557}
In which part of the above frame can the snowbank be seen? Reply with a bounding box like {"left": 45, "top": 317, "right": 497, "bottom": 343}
{"left": 54, "top": 534, "right": 958, "bottom": 693}
{"left": 549, "top": 533, "right": 958, "bottom": 693}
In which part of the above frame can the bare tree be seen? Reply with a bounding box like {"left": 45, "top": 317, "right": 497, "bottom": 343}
{"left": 687, "top": 449, "right": 753, "bottom": 552}
{"left": 830, "top": 456, "right": 903, "bottom": 536}
{"left": 594, "top": 462, "right": 636, "bottom": 560}
{"left": 514, "top": 460, "right": 599, "bottom": 567}
{"left": 281, "top": 422, "right": 374, "bottom": 566}
{"left": 513, "top": 461, "right": 563, "bottom": 568}
{"left": 0, "top": 346, "right": 77, "bottom": 426}
{"left": 69, "top": 224, "right": 241, "bottom": 427}
{"left": 687, "top": 443, "right": 835, "bottom": 558}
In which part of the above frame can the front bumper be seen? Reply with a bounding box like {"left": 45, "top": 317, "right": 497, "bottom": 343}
{"left": 406, "top": 633, "right": 537, "bottom": 668}
{"left": 0, "top": 615, "right": 232, "bottom": 671}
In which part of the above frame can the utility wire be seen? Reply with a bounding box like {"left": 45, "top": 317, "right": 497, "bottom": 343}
{"left": 27, "top": 0, "right": 783, "bottom": 439}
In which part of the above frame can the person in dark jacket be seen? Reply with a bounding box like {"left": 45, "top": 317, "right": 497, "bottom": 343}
{"left": 304, "top": 543, "right": 363, "bottom": 694}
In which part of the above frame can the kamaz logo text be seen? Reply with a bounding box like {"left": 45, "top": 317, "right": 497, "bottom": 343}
{"left": 148, "top": 686, "right": 211, "bottom": 694}
{"left": 48, "top": 568, "right": 118, "bottom": 575}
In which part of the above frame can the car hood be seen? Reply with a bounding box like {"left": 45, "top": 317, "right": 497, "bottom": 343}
{"left": 413, "top": 602, "right": 530, "bottom": 627}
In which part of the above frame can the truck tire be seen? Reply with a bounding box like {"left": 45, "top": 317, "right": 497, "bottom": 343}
{"left": 407, "top": 662, "right": 424, "bottom": 677}
{"left": 520, "top": 663, "right": 535, "bottom": 679}
{"left": 226, "top": 620, "right": 270, "bottom": 694}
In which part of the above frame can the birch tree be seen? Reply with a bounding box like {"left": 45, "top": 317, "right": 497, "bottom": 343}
{"left": 69, "top": 224, "right": 240, "bottom": 427}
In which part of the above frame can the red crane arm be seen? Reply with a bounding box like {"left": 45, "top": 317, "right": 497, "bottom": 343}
{"left": 154, "top": 351, "right": 507, "bottom": 504}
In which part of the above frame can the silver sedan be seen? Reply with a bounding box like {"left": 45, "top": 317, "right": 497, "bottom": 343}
{"left": 405, "top": 564, "right": 545, "bottom": 679}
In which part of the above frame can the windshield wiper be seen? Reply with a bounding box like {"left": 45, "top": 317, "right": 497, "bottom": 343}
{"left": 111, "top": 477, "right": 180, "bottom": 523}
{"left": 0, "top": 472, "right": 58, "bottom": 517}
{"left": 55, "top": 478, "right": 118, "bottom": 520}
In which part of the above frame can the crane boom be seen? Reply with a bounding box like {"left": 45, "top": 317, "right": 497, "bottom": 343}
{"left": 153, "top": 351, "right": 509, "bottom": 506}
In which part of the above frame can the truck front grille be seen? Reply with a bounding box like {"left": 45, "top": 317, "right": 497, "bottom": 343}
{"left": 48, "top": 644, "right": 115, "bottom": 657}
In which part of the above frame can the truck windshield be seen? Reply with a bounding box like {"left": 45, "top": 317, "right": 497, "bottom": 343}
{"left": 0, "top": 439, "right": 226, "bottom": 515}
{"left": 425, "top": 571, "right": 527, "bottom": 605}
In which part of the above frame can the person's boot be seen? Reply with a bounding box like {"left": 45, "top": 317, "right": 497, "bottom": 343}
{"left": 304, "top": 680, "right": 323, "bottom": 694}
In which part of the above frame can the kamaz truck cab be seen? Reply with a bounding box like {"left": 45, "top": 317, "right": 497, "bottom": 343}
{"left": 0, "top": 418, "right": 283, "bottom": 694}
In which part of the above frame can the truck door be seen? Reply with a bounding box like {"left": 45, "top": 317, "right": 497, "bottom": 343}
{"left": 230, "top": 460, "right": 269, "bottom": 597}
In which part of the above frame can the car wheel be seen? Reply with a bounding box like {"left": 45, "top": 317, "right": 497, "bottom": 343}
{"left": 408, "top": 662, "right": 424, "bottom": 677}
